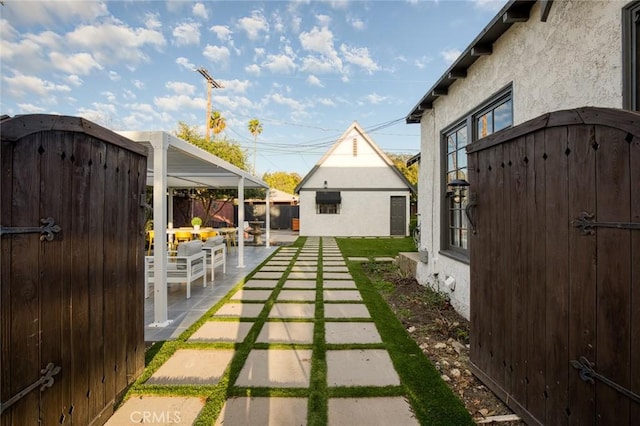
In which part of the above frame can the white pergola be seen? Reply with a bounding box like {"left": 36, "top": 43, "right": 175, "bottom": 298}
{"left": 118, "top": 131, "right": 271, "bottom": 327}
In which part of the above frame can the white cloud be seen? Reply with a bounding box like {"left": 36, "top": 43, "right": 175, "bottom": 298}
{"left": 76, "top": 103, "right": 118, "bottom": 127}
{"left": 440, "top": 48, "right": 461, "bottom": 65}
{"left": 109, "top": 71, "right": 121, "bottom": 81}
{"left": 221, "top": 79, "right": 251, "bottom": 93}
{"left": 237, "top": 10, "right": 269, "bottom": 40}
{"left": 329, "top": 0, "right": 350, "bottom": 9}
{"left": 132, "top": 80, "right": 144, "bottom": 89}
{"left": 102, "top": 91, "right": 117, "bottom": 103}
{"left": 339, "top": 44, "right": 379, "bottom": 74}
{"left": 348, "top": 17, "right": 365, "bottom": 30}
{"left": 254, "top": 48, "right": 266, "bottom": 60}
{"left": 173, "top": 22, "right": 200, "bottom": 46}
{"left": 316, "top": 14, "right": 332, "bottom": 27}
{"left": 2, "top": 1, "right": 108, "bottom": 26}
{"left": 317, "top": 98, "right": 336, "bottom": 107}
{"left": 473, "top": 0, "right": 508, "bottom": 11}
{"left": 299, "top": 26, "right": 336, "bottom": 57}
{"left": 212, "top": 95, "right": 255, "bottom": 111}
{"left": 3, "top": 74, "right": 71, "bottom": 98}
{"left": 154, "top": 94, "right": 204, "bottom": 112}
{"left": 291, "top": 16, "right": 302, "bottom": 33}
{"left": 362, "top": 93, "right": 387, "bottom": 105}
{"left": 414, "top": 55, "right": 432, "bottom": 69}
{"left": 176, "top": 57, "right": 195, "bottom": 70}
{"left": 245, "top": 64, "right": 261, "bottom": 75}
{"left": 144, "top": 13, "right": 162, "bottom": 30}
{"left": 262, "top": 54, "right": 296, "bottom": 74}
{"left": 300, "top": 55, "right": 341, "bottom": 74}
{"left": 192, "top": 3, "right": 209, "bottom": 20}
{"left": 17, "top": 103, "right": 46, "bottom": 113}
{"left": 49, "top": 51, "right": 103, "bottom": 75}
{"left": 306, "top": 75, "right": 323, "bottom": 87}
{"left": 210, "top": 25, "right": 232, "bottom": 41}
{"left": 166, "top": 81, "right": 196, "bottom": 95}
{"left": 203, "top": 45, "right": 230, "bottom": 63}
{"left": 269, "top": 93, "right": 304, "bottom": 111}
{"left": 66, "top": 75, "right": 83, "bottom": 86}
{"left": 66, "top": 23, "right": 166, "bottom": 65}
{"left": 122, "top": 89, "right": 136, "bottom": 100}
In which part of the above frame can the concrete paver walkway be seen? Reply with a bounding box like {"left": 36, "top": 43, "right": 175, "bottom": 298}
{"left": 108, "top": 237, "right": 419, "bottom": 425}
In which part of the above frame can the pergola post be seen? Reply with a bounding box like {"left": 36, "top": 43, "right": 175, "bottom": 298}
{"left": 237, "top": 176, "right": 245, "bottom": 268}
{"left": 265, "top": 188, "right": 271, "bottom": 248}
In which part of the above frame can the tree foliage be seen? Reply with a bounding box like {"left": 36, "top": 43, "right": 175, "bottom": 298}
{"left": 388, "top": 153, "right": 418, "bottom": 201}
{"left": 262, "top": 171, "right": 302, "bottom": 194}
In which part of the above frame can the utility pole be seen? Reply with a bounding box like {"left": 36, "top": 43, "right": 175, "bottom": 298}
{"left": 196, "top": 67, "right": 223, "bottom": 141}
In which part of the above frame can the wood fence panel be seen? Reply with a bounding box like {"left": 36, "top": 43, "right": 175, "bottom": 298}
{"left": 630, "top": 131, "right": 640, "bottom": 425}
{"left": 0, "top": 139, "right": 12, "bottom": 426}
{"left": 566, "top": 125, "right": 597, "bottom": 426}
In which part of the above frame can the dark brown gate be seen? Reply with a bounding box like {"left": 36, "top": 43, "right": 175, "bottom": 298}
{"left": 1, "top": 115, "right": 148, "bottom": 425}
{"left": 467, "top": 107, "right": 639, "bottom": 425}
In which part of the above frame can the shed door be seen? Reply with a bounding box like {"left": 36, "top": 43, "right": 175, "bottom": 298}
{"left": 390, "top": 196, "right": 406, "bottom": 236}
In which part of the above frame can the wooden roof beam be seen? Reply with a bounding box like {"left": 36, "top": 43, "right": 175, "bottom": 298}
{"left": 448, "top": 69, "right": 467, "bottom": 79}
{"left": 502, "top": 9, "right": 530, "bottom": 23}
{"left": 540, "top": 0, "right": 553, "bottom": 22}
{"left": 471, "top": 44, "right": 493, "bottom": 56}
{"left": 432, "top": 87, "right": 448, "bottom": 96}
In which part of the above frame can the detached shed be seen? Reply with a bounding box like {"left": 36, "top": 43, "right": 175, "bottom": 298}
{"left": 1, "top": 115, "right": 147, "bottom": 424}
{"left": 295, "top": 121, "right": 414, "bottom": 237}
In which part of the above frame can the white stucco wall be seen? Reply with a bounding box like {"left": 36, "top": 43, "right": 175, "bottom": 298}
{"left": 415, "top": 0, "right": 624, "bottom": 320}
{"left": 298, "top": 124, "right": 412, "bottom": 236}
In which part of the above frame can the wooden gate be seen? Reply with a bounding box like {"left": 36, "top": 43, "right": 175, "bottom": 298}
{"left": 467, "top": 107, "right": 639, "bottom": 425}
{"left": 1, "top": 115, "right": 147, "bottom": 425}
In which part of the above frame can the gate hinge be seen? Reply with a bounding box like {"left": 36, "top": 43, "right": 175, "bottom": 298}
{"left": 0, "top": 363, "right": 62, "bottom": 414}
{"left": 0, "top": 217, "right": 61, "bottom": 241}
{"left": 572, "top": 211, "right": 640, "bottom": 235}
{"left": 571, "top": 356, "right": 640, "bottom": 404}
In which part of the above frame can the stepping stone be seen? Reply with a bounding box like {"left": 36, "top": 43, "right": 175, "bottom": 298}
{"left": 253, "top": 271, "right": 283, "bottom": 279}
{"left": 236, "top": 349, "right": 312, "bottom": 387}
{"left": 266, "top": 260, "right": 291, "bottom": 266}
{"left": 323, "top": 261, "right": 346, "bottom": 266}
{"left": 328, "top": 397, "right": 419, "bottom": 426}
{"left": 288, "top": 272, "right": 317, "bottom": 280}
{"left": 189, "top": 321, "right": 253, "bottom": 342}
{"left": 295, "top": 260, "right": 318, "bottom": 266}
{"left": 256, "top": 322, "right": 314, "bottom": 344}
{"left": 373, "top": 257, "right": 396, "bottom": 262}
{"left": 325, "top": 322, "right": 382, "bottom": 344}
{"left": 326, "top": 350, "right": 400, "bottom": 387}
{"left": 283, "top": 280, "right": 316, "bottom": 289}
{"left": 261, "top": 265, "right": 287, "bottom": 272}
{"left": 231, "top": 290, "right": 273, "bottom": 301}
{"left": 106, "top": 396, "right": 205, "bottom": 425}
{"left": 324, "top": 272, "right": 352, "bottom": 280}
{"left": 324, "top": 304, "right": 370, "bottom": 319}
{"left": 323, "top": 266, "right": 349, "bottom": 272}
{"left": 269, "top": 303, "right": 315, "bottom": 319}
{"left": 278, "top": 290, "right": 316, "bottom": 301}
{"left": 214, "top": 303, "right": 263, "bottom": 318}
{"left": 147, "top": 349, "right": 234, "bottom": 385}
{"left": 244, "top": 279, "right": 279, "bottom": 288}
{"left": 323, "top": 280, "right": 356, "bottom": 289}
{"left": 347, "top": 257, "right": 371, "bottom": 262}
{"left": 216, "top": 397, "right": 307, "bottom": 426}
{"left": 323, "top": 290, "right": 362, "bottom": 302}
{"left": 290, "top": 265, "right": 317, "bottom": 272}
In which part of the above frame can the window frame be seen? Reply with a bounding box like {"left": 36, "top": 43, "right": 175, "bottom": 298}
{"left": 440, "top": 84, "right": 513, "bottom": 261}
{"left": 623, "top": 1, "right": 640, "bottom": 111}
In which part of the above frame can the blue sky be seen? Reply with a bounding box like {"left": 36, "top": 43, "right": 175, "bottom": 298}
{"left": 1, "top": 0, "right": 506, "bottom": 176}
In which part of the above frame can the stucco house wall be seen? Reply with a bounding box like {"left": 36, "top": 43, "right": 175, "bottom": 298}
{"left": 297, "top": 122, "right": 414, "bottom": 237}
{"left": 413, "top": 0, "right": 626, "bottom": 319}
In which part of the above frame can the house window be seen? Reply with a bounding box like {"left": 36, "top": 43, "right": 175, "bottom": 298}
{"left": 623, "top": 1, "right": 640, "bottom": 111}
{"left": 316, "top": 191, "right": 341, "bottom": 214}
{"left": 441, "top": 86, "right": 513, "bottom": 258}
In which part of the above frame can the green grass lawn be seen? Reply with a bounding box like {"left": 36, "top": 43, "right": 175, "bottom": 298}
{"left": 337, "top": 236, "right": 415, "bottom": 257}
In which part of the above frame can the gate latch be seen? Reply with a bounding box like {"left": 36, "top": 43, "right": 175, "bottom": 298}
{"left": 0, "top": 217, "right": 61, "bottom": 241}
{"left": 0, "top": 363, "right": 62, "bottom": 414}
{"left": 571, "top": 356, "right": 640, "bottom": 404}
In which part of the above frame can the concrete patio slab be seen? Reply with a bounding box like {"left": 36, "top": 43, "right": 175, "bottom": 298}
{"left": 146, "top": 349, "right": 234, "bottom": 385}
{"left": 326, "top": 350, "right": 400, "bottom": 387}
{"left": 323, "top": 260, "right": 346, "bottom": 266}
{"left": 215, "top": 397, "right": 307, "bottom": 426}
{"left": 231, "top": 290, "right": 273, "bottom": 301}
{"left": 323, "top": 290, "right": 363, "bottom": 301}
{"left": 269, "top": 303, "right": 315, "bottom": 319}
{"left": 106, "top": 396, "right": 205, "bottom": 425}
{"left": 323, "top": 272, "right": 352, "bottom": 280}
{"left": 235, "top": 349, "right": 312, "bottom": 387}
{"left": 323, "top": 280, "right": 357, "bottom": 289}
{"left": 265, "top": 260, "right": 291, "bottom": 266}
{"left": 325, "top": 322, "right": 382, "bottom": 344}
{"left": 277, "top": 290, "right": 316, "bottom": 301}
{"left": 347, "top": 257, "right": 371, "bottom": 262}
{"left": 294, "top": 260, "right": 318, "bottom": 266}
{"left": 290, "top": 265, "right": 318, "bottom": 272}
{"left": 244, "top": 279, "right": 279, "bottom": 288}
{"left": 288, "top": 271, "right": 317, "bottom": 280}
{"left": 214, "top": 303, "right": 264, "bottom": 318}
{"left": 324, "top": 303, "right": 371, "bottom": 319}
{"left": 256, "top": 322, "right": 314, "bottom": 344}
{"left": 323, "top": 266, "right": 349, "bottom": 272}
{"left": 253, "top": 271, "right": 284, "bottom": 279}
{"left": 283, "top": 280, "right": 317, "bottom": 289}
{"left": 188, "top": 321, "right": 254, "bottom": 342}
{"left": 328, "top": 397, "right": 419, "bottom": 426}
{"left": 260, "top": 265, "right": 288, "bottom": 272}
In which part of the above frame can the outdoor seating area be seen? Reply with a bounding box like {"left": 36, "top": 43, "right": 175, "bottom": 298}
{"left": 164, "top": 226, "right": 238, "bottom": 251}
{"left": 144, "top": 240, "right": 207, "bottom": 299}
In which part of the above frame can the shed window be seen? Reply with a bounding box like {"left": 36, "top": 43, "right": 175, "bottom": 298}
{"left": 316, "top": 191, "right": 341, "bottom": 214}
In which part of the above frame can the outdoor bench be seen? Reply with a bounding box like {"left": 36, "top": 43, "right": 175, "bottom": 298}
{"left": 144, "top": 240, "right": 207, "bottom": 299}
{"left": 202, "top": 236, "right": 226, "bottom": 281}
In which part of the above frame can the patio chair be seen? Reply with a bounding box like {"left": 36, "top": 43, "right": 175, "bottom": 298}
{"left": 144, "top": 240, "right": 206, "bottom": 299}
{"left": 174, "top": 229, "right": 193, "bottom": 243}
{"left": 202, "top": 236, "right": 226, "bottom": 281}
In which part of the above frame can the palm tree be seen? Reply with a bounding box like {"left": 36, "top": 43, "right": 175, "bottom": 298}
{"left": 248, "top": 118, "right": 263, "bottom": 175}
{"left": 210, "top": 111, "right": 226, "bottom": 137}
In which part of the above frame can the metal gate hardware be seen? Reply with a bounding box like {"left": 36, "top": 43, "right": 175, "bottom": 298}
{"left": 571, "top": 356, "right": 640, "bottom": 404}
{"left": 0, "top": 363, "right": 62, "bottom": 414}
{"left": 572, "top": 211, "right": 640, "bottom": 235}
{"left": 465, "top": 192, "right": 478, "bottom": 234}
{"left": 0, "top": 217, "right": 61, "bottom": 241}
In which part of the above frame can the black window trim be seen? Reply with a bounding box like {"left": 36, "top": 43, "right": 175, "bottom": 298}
{"left": 440, "top": 83, "right": 513, "bottom": 261}
{"left": 623, "top": 1, "right": 640, "bottom": 111}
